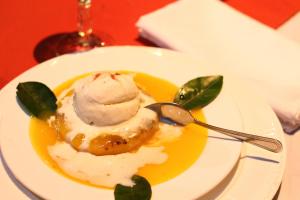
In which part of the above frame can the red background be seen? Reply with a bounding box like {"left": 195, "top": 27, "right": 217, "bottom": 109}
{"left": 0, "top": 0, "right": 300, "bottom": 88}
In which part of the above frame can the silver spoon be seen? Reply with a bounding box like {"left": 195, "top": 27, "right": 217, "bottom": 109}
{"left": 146, "top": 102, "right": 282, "bottom": 153}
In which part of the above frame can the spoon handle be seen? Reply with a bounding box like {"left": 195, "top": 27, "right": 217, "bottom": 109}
{"left": 194, "top": 119, "right": 282, "bottom": 153}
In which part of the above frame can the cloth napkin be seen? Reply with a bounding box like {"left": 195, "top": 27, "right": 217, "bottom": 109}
{"left": 136, "top": 0, "right": 300, "bottom": 134}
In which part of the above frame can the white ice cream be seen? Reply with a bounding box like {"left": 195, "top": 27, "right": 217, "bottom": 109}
{"left": 73, "top": 72, "right": 140, "bottom": 126}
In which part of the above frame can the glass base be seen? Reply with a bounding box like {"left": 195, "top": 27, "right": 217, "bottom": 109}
{"left": 56, "top": 32, "right": 104, "bottom": 55}
{"left": 34, "top": 31, "right": 113, "bottom": 63}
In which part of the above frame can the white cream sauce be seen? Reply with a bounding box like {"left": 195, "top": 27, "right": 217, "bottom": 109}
{"left": 48, "top": 143, "right": 167, "bottom": 187}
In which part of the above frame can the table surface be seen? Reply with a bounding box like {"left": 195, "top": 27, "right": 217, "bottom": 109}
{"left": 1, "top": 0, "right": 300, "bottom": 89}
{"left": 1, "top": 0, "right": 300, "bottom": 199}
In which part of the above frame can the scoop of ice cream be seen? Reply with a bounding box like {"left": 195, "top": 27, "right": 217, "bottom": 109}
{"left": 73, "top": 72, "right": 140, "bottom": 126}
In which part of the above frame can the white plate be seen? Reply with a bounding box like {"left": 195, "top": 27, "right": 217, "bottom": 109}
{"left": 0, "top": 46, "right": 242, "bottom": 199}
{"left": 0, "top": 46, "right": 285, "bottom": 200}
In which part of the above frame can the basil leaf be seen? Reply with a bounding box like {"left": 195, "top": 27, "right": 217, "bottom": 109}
{"left": 174, "top": 75, "right": 223, "bottom": 110}
{"left": 114, "top": 175, "right": 151, "bottom": 200}
{"left": 16, "top": 82, "right": 57, "bottom": 118}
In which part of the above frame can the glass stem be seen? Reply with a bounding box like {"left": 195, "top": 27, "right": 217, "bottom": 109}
{"left": 77, "top": 0, "right": 93, "bottom": 37}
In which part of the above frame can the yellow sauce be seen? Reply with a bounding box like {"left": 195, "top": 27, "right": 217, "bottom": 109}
{"left": 29, "top": 72, "right": 208, "bottom": 188}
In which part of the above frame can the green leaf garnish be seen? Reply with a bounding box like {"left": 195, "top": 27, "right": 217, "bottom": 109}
{"left": 174, "top": 75, "right": 223, "bottom": 110}
{"left": 114, "top": 175, "right": 152, "bottom": 200}
{"left": 16, "top": 82, "right": 57, "bottom": 118}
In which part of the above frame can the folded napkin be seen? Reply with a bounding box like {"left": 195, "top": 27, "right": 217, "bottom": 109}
{"left": 136, "top": 0, "right": 300, "bottom": 133}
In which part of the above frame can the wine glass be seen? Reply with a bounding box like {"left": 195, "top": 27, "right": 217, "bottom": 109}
{"left": 34, "top": 0, "right": 112, "bottom": 62}
{"left": 57, "top": 0, "right": 105, "bottom": 54}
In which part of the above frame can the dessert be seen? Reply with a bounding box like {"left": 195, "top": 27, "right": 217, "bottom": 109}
{"left": 52, "top": 72, "right": 159, "bottom": 156}
{"left": 29, "top": 72, "right": 207, "bottom": 188}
